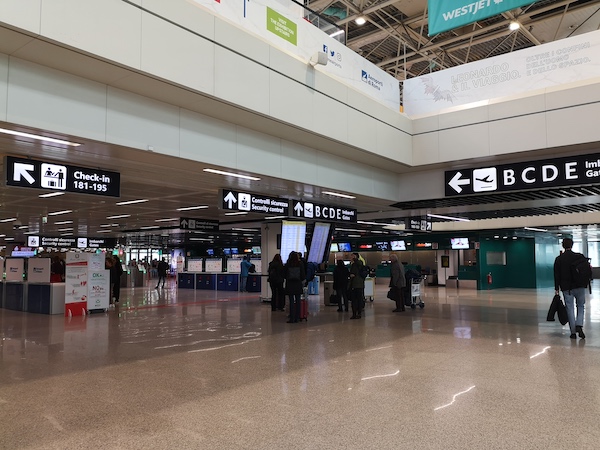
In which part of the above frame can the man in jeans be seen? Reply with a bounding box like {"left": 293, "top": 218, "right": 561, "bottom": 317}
{"left": 554, "top": 238, "right": 587, "bottom": 339}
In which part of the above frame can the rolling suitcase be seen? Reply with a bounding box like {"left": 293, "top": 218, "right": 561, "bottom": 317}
{"left": 300, "top": 286, "right": 308, "bottom": 321}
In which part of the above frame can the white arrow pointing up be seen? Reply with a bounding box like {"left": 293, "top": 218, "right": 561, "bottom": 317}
{"left": 294, "top": 202, "right": 303, "bottom": 215}
{"left": 448, "top": 172, "right": 470, "bottom": 193}
{"left": 13, "top": 162, "right": 35, "bottom": 184}
{"left": 180, "top": 219, "right": 188, "bottom": 228}
{"left": 224, "top": 191, "right": 237, "bottom": 209}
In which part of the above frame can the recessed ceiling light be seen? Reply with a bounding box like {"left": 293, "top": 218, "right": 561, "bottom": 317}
{"left": 189, "top": 237, "right": 213, "bottom": 241}
{"left": 355, "top": 16, "right": 366, "bottom": 25}
{"left": 0, "top": 234, "right": 5, "bottom": 238}
{"left": 232, "top": 228, "right": 258, "bottom": 232}
{"left": 23, "top": 231, "right": 38, "bottom": 235}
{"left": 39, "top": 192, "right": 65, "bottom": 198}
{"left": 57, "top": 228, "right": 73, "bottom": 232}
{"left": 97, "top": 230, "right": 111, "bottom": 233}
{"left": 116, "top": 199, "right": 148, "bottom": 206}
{"left": 322, "top": 191, "right": 356, "bottom": 199}
{"left": 509, "top": 20, "right": 520, "bottom": 31}
{"left": 60, "top": 233, "right": 73, "bottom": 236}
{"left": 524, "top": 227, "right": 548, "bottom": 232}
{"left": 329, "top": 30, "right": 344, "bottom": 38}
{"left": 224, "top": 212, "right": 248, "bottom": 216}
{"left": 358, "top": 221, "right": 384, "bottom": 225}
{"left": 176, "top": 205, "right": 209, "bottom": 211}
{"left": 48, "top": 210, "right": 72, "bottom": 216}
{"left": 348, "top": 234, "right": 361, "bottom": 237}
{"left": 203, "top": 168, "right": 260, "bottom": 181}
{"left": 155, "top": 218, "right": 179, "bottom": 222}
{"left": 54, "top": 220, "right": 73, "bottom": 225}
{"left": 0, "top": 127, "right": 81, "bottom": 146}
{"left": 140, "top": 226, "right": 160, "bottom": 230}
{"left": 106, "top": 214, "right": 131, "bottom": 219}
{"left": 4, "top": 237, "right": 14, "bottom": 241}
{"left": 0, "top": 218, "right": 17, "bottom": 223}
{"left": 265, "top": 216, "right": 286, "bottom": 220}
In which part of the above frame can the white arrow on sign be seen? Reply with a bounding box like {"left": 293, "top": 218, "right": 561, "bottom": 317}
{"left": 224, "top": 191, "right": 237, "bottom": 209}
{"left": 180, "top": 219, "right": 188, "bottom": 228}
{"left": 294, "top": 202, "right": 303, "bottom": 215}
{"left": 13, "top": 162, "right": 36, "bottom": 184}
{"left": 448, "top": 171, "right": 470, "bottom": 193}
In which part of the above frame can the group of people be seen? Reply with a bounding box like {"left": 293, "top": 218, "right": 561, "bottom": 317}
{"left": 268, "top": 251, "right": 369, "bottom": 322}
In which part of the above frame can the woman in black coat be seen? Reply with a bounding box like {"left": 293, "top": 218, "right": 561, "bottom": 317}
{"left": 284, "top": 252, "right": 306, "bottom": 323}
{"left": 268, "top": 253, "right": 285, "bottom": 311}
{"left": 333, "top": 259, "right": 350, "bottom": 312}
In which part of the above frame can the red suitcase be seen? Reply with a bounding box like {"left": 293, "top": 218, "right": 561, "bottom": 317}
{"left": 300, "top": 298, "right": 308, "bottom": 321}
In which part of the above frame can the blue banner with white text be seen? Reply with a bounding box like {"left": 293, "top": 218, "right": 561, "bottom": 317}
{"left": 428, "top": 0, "right": 535, "bottom": 35}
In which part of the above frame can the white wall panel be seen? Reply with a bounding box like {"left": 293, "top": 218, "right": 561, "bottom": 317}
{"left": 214, "top": 47, "right": 270, "bottom": 115}
{"left": 179, "top": 109, "right": 237, "bottom": 167}
{"left": 412, "top": 133, "right": 440, "bottom": 166}
{"left": 546, "top": 103, "right": 600, "bottom": 148}
{"left": 347, "top": 109, "right": 377, "bottom": 153}
{"left": 40, "top": 0, "right": 142, "bottom": 69}
{"left": 236, "top": 127, "right": 282, "bottom": 176}
{"left": 488, "top": 93, "right": 546, "bottom": 120}
{"left": 0, "top": 0, "right": 41, "bottom": 34}
{"left": 316, "top": 152, "right": 373, "bottom": 196}
{"left": 269, "top": 72, "right": 313, "bottom": 131}
{"left": 214, "top": 17, "right": 270, "bottom": 66}
{"left": 6, "top": 58, "right": 107, "bottom": 141}
{"left": 438, "top": 104, "right": 489, "bottom": 129}
{"left": 269, "top": 47, "right": 310, "bottom": 86}
{"left": 106, "top": 87, "right": 180, "bottom": 156}
{"left": 545, "top": 79, "right": 600, "bottom": 109}
{"left": 438, "top": 123, "right": 490, "bottom": 162}
{"left": 312, "top": 92, "right": 348, "bottom": 144}
{"left": 489, "top": 114, "right": 547, "bottom": 155}
{"left": 281, "top": 140, "right": 318, "bottom": 185}
{"left": 376, "top": 123, "right": 411, "bottom": 163}
{"left": 370, "top": 169, "right": 399, "bottom": 201}
{"left": 141, "top": 13, "right": 215, "bottom": 95}
{"left": 0, "top": 54, "right": 7, "bottom": 122}
{"left": 313, "top": 69, "right": 348, "bottom": 105}
{"left": 141, "top": 0, "right": 215, "bottom": 40}
{"left": 412, "top": 115, "right": 440, "bottom": 134}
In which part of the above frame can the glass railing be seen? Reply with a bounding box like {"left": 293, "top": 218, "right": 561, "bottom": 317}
{"left": 292, "top": 0, "right": 345, "bottom": 44}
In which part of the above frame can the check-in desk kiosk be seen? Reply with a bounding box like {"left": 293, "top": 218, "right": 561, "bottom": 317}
{"left": 246, "top": 274, "right": 261, "bottom": 292}
{"left": 177, "top": 272, "right": 195, "bottom": 289}
{"left": 26, "top": 257, "right": 65, "bottom": 315}
{"left": 217, "top": 274, "right": 239, "bottom": 291}
{"left": 196, "top": 273, "right": 216, "bottom": 290}
{"left": 3, "top": 258, "right": 27, "bottom": 311}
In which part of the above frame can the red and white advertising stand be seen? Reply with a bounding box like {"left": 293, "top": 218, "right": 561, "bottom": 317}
{"left": 65, "top": 252, "right": 109, "bottom": 316}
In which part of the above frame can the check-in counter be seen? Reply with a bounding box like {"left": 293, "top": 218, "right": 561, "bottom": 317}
{"left": 196, "top": 273, "right": 216, "bottom": 290}
{"left": 246, "top": 274, "right": 261, "bottom": 292}
{"left": 217, "top": 274, "right": 239, "bottom": 291}
{"left": 27, "top": 283, "right": 66, "bottom": 314}
{"left": 4, "top": 282, "right": 28, "bottom": 311}
{"left": 178, "top": 272, "right": 195, "bottom": 289}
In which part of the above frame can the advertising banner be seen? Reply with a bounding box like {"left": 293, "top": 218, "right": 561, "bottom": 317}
{"left": 65, "top": 252, "right": 89, "bottom": 316}
{"left": 87, "top": 269, "right": 110, "bottom": 311}
{"left": 403, "top": 29, "right": 600, "bottom": 117}
{"left": 192, "top": 0, "right": 400, "bottom": 110}
{"left": 428, "top": 0, "right": 536, "bottom": 35}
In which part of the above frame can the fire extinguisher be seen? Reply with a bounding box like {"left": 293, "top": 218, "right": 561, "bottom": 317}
{"left": 487, "top": 272, "right": 493, "bottom": 287}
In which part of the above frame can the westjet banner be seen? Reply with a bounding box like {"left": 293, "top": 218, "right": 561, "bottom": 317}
{"left": 428, "top": 0, "right": 536, "bottom": 35}
{"left": 403, "top": 29, "right": 600, "bottom": 117}
{"left": 192, "top": 0, "right": 400, "bottom": 110}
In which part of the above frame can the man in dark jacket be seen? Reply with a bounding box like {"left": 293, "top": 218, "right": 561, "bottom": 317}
{"left": 554, "top": 238, "right": 586, "bottom": 339}
{"left": 389, "top": 254, "right": 406, "bottom": 312}
{"left": 348, "top": 253, "right": 365, "bottom": 319}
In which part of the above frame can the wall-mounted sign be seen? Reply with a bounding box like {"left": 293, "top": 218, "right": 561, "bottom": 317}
{"left": 406, "top": 217, "right": 432, "bottom": 232}
{"left": 221, "top": 189, "right": 290, "bottom": 215}
{"left": 291, "top": 201, "right": 357, "bottom": 223}
{"left": 445, "top": 153, "right": 600, "bottom": 196}
{"left": 179, "top": 218, "right": 219, "bottom": 231}
{"left": 5, "top": 156, "right": 120, "bottom": 197}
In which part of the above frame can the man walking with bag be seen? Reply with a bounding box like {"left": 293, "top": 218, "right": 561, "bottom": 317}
{"left": 554, "top": 238, "right": 590, "bottom": 339}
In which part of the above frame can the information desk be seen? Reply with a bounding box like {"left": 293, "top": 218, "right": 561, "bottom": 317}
{"left": 177, "top": 273, "right": 262, "bottom": 292}
{"left": 27, "top": 283, "right": 66, "bottom": 315}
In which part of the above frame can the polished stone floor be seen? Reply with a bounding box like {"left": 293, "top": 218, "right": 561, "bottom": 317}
{"left": 1, "top": 279, "right": 600, "bottom": 449}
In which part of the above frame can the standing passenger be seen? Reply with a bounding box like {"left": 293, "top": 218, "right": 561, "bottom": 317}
{"left": 389, "top": 254, "right": 406, "bottom": 312}
{"left": 156, "top": 258, "right": 168, "bottom": 289}
{"left": 268, "top": 254, "right": 285, "bottom": 311}
{"left": 348, "top": 252, "right": 365, "bottom": 319}
{"left": 333, "top": 259, "right": 350, "bottom": 312}
{"left": 112, "top": 255, "right": 124, "bottom": 304}
{"left": 285, "top": 252, "right": 306, "bottom": 323}
{"left": 240, "top": 255, "right": 252, "bottom": 292}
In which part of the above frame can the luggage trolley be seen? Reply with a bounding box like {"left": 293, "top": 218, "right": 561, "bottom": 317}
{"left": 410, "top": 276, "right": 426, "bottom": 309}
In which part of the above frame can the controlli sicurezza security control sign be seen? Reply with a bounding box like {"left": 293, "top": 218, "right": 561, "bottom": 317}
{"left": 445, "top": 153, "right": 600, "bottom": 197}
{"left": 5, "top": 156, "right": 120, "bottom": 197}
{"left": 292, "top": 201, "right": 357, "bottom": 223}
{"left": 221, "top": 189, "right": 290, "bottom": 215}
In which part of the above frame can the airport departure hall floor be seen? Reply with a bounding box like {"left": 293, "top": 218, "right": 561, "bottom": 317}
{"left": 1, "top": 281, "right": 600, "bottom": 449}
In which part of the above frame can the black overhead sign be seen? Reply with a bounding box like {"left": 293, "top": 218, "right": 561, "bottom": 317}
{"left": 445, "top": 153, "right": 600, "bottom": 197}
{"left": 179, "top": 218, "right": 219, "bottom": 231}
{"left": 291, "top": 200, "right": 357, "bottom": 223}
{"left": 406, "top": 217, "right": 432, "bottom": 232}
{"left": 27, "top": 236, "right": 118, "bottom": 249}
{"left": 5, "top": 156, "right": 120, "bottom": 197}
{"left": 221, "top": 189, "right": 289, "bottom": 215}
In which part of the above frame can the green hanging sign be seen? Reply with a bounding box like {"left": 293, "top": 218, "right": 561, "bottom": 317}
{"left": 428, "top": 0, "right": 535, "bottom": 35}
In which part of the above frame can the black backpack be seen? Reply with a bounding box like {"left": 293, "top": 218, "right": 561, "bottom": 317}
{"left": 248, "top": 263, "right": 256, "bottom": 273}
{"left": 570, "top": 254, "right": 592, "bottom": 288}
